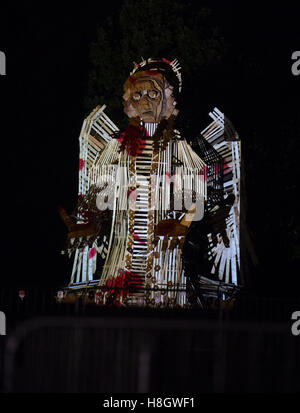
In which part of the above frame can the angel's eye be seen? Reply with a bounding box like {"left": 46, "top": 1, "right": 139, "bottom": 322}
{"left": 147, "top": 89, "right": 159, "bottom": 99}
{"left": 132, "top": 91, "right": 142, "bottom": 101}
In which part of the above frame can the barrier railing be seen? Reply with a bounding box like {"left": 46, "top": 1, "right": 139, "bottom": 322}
{"left": 2, "top": 315, "right": 300, "bottom": 392}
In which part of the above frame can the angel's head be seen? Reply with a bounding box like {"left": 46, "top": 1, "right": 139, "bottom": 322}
{"left": 122, "top": 58, "right": 182, "bottom": 123}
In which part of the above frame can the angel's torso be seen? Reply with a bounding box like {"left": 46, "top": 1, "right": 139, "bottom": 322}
{"left": 91, "top": 124, "right": 206, "bottom": 305}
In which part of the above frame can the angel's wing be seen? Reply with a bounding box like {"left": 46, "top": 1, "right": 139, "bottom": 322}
{"left": 184, "top": 107, "right": 242, "bottom": 298}
{"left": 68, "top": 105, "right": 119, "bottom": 289}
{"left": 78, "top": 104, "right": 119, "bottom": 196}
{"left": 200, "top": 107, "right": 241, "bottom": 287}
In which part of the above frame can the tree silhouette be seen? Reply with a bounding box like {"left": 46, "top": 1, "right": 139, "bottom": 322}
{"left": 84, "top": 0, "right": 228, "bottom": 133}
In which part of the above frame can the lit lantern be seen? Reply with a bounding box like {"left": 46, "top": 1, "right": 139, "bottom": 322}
{"left": 19, "top": 290, "right": 25, "bottom": 300}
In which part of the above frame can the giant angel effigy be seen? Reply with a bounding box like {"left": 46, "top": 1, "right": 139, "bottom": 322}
{"left": 59, "top": 58, "right": 247, "bottom": 308}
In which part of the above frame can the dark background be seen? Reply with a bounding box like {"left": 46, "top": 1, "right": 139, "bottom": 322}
{"left": 1, "top": 1, "right": 300, "bottom": 298}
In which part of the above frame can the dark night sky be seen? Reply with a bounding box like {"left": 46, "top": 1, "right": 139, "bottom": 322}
{"left": 1, "top": 2, "right": 300, "bottom": 295}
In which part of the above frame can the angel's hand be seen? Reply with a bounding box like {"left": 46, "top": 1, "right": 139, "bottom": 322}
{"left": 154, "top": 204, "right": 197, "bottom": 251}
{"left": 154, "top": 219, "right": 187, "bottom": 251}
{"left": 58, "top": 206, "right": 98, "bottom": 240}
{"left": 154, "top": 219, "right": 188, "bottom": 237}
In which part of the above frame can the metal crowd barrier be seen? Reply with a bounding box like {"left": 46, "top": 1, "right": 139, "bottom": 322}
{"left": 2, "top": 315, "right": 300, "bottom": 392}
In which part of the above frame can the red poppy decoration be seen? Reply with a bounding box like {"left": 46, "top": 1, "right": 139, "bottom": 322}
{"left": 79, "top": 158, "right": 85, "bottom": 171}
{"left": 19, "top": 290, "right": 25, "bottom": 299}
{"left": 102, "top": 271, "right": 140, "bottom": 305}
{"left": 89, "top": 247, "right": 97, "bottom": 259}
{"left": 114, "top": 124, "right": 148, "bottom": 157}
{"left": 95, "top": 292, "right": 103, "bottom": 305}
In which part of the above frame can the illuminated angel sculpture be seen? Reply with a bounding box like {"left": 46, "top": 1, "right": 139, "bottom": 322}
{"left": 59, "top": 58, "right": 245, "bottom": 308}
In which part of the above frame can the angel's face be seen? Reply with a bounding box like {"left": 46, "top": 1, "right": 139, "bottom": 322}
{"left": 123, "top": 71, "right": 178, "bottom": 122}
{"left": 129, "top": 79, "right": 163, "bottom": 122}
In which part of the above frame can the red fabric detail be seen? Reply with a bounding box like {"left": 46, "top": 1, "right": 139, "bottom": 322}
{"left": 161, "top": 58, "right": 172, "bottom": 65}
